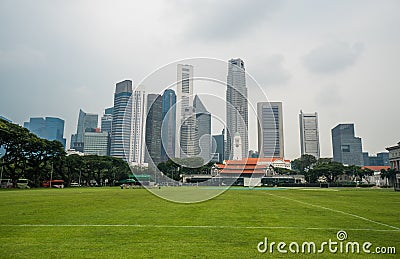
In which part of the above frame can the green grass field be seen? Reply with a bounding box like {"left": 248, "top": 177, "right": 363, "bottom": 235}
{"left": 0, "top": 187, "right": 399, "bottom": 258}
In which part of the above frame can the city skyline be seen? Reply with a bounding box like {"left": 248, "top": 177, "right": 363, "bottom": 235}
{"left": 1, "top": 1, "right": 399, "bottom": 159}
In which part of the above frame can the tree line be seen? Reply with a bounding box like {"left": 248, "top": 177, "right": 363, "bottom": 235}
{"left": 292, "top": 154, "right": 398, "bottom": 185}
{"left": 0, "top": 118, "right": 130, "bottom": 187}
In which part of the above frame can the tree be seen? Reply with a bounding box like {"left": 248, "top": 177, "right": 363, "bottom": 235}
{"left": 344, "top": 165, "right": 363, "bottom": 182}
{"left": 291, "top": 154, "right": 317, "bottom": 174}
{"left": 271, "top": 166, "right": 296, "bottom": 175}
{"left": 0, "top": 119, "right": 39, "bottom": 186}
{"left": 361, "top": 168, "right": 374, "bottom": 184}
{"left": 25, "top": 139, "right": 65, "bottom": 187}
{"left": 380, "top": 168, "right": 398, "bottom": 187}
{"left": 309, "top": 161, "right": 344, "bottom": 183}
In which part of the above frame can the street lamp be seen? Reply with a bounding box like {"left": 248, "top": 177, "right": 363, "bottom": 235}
{"left": 0, "top": 154, "right": 3, "bottom": 181}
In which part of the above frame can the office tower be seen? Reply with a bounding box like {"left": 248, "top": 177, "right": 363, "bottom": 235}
{"left": 362, "top": 151, "right": 389, "bottom": 166}
{"left": 331, "top": 124, "right": 363, "bottom": 166}
{"left": 212, "top": 129, "right": 225, "bottom": 163}
{"left": 71, "top": 109, "right": 98, "bottom": 152}
{"left": 145, "top": 94, "right": 163, "bottom": 165}
{"left": 257, "top": 102, "right": 284, "bottom": 158}
{"left": 194, "top": 95, "right": 212, "bottom": 162}
{"left": 175, "top": 64, "right": 196, "bottom": 158}
{"left": 180, "top": 106, "right": 198, "bottom": 157}
{"left": 101, "top": 107, "right": 113, "bottom": 133}
{"left": 226, "top": 58, "right": 248, "bottom": 159}
{"left": 129, "top": 86, "right": 146, "bottom": 165}
{"left": 24, "top": 117, "right": 67, "bottom": 149}
{"left": 299, "top": 110, "right": 320, "bottom": 158}
{"left": 161, "top": 89, "right": 176, "bottom": 161}
{"left": 83, "top": 131, "right": 109, "bottom": 156}
{"left": 110, "top": 80, "right": 133, "bottom": 161}
{"left": 101, "top": 107, "right": 113, "bottom": 156}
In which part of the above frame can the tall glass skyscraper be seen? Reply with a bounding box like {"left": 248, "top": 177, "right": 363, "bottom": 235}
{"left": 110, "top": 80, "right": 133, "bottom": 161}
{"left": 71, "top": 109, "right": 98, "bottom": 152}
{"left": 331, "top": 124, "right": 363, "bottom": 166}
{"left": 145, "top": 94, "right": 163, "bottom": 165}
{"left": 25, "top": 117, "right": 67, "bottom": 149}
{"left": 194, "top": 95, "right": 212, "bottom": 163}
{"left": 212, "top": 129, "right": 225, "bottom": 163}
{"left": 226, "top": 58, "right": 248, "bottom": 159}
{"left": 257, "top": 102, "right": 284, "bottom": 158}
{"left": 299, "top": 110, "right": 320, "bottom": 158}
{"left": 161, "top": 89, "right": 176, "bottom": 161}
{"left": 101, "top": 107, "right": 113, "bottom": 156}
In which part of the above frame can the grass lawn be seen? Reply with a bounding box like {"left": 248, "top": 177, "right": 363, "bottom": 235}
{"left": 0, "top": 187, "right": 399, "bottom": 258}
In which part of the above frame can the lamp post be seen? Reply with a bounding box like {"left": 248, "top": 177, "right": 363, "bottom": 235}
{"left": 50, "top": 162, "right": 53, "bottom": 188}
{"left": 0, "top": 155, "right": 3, "bottom": 181}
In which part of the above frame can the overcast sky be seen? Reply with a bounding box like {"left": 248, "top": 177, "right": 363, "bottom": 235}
{"left": 1, "top": 0, "right": 399, "bottom": 160}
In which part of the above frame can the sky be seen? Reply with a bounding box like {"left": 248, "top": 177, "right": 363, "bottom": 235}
{"left": 0, "top": 0, "right": 399, "bottom": 160}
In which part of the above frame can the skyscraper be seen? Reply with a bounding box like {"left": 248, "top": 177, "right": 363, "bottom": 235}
{"left": 194, "top": 95, "right": 212, "bottom": 163}
{"left": 110, "top": 80, "right": 133, "bottom": 161}
{"left": 129, "top": 86, "right": 146, "bottom": 165}
{"left": 331, "top": 124, "right": 363, "bottom": 166}
{"left": 226, "top": 58, "right": 248, "bottom": 159}
{"left": 257, "top": 102, "right": 284, "bottom": 158}
{"left": 180, "top": 106, "right": 198, "bottom": 158}
{"left": 161, "top": 89, "right": 176, "bottom": 161}
{"left": 175, "top": 64, "right": 197, "bottom": 158}
{"left": 299, "top": 110, "right": 320, "bottom": 158}
{"left": 145, "top": 94, "right": 162, "bottom": 165}
{"left": 25, "top": 117, "right": 67, "bottom": 149}
{"left": 83, "top": 131, "right": 109, "bottom": 156}
{"left": 71, "top": 109, "right": 98, "bottom": 152}
{"left": 212, "top": 129, "right": 225, "bottom": 163}
{"left": 101, "top": 107, "right": 113, "bottom": 133}
{"left": 101, "top": 107, "right": 113, "bottom": 156}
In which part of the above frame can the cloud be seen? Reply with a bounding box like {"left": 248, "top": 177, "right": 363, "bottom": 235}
{"left": 175, "top": 0, "right": 281, "bottom": 41}
{"left": 0, "top": 45, "right": 46, "bottom": 69}
{"left": 303, "top": 41, "right": 364, "bottom": 74}
{"left": 250, "top": 54, "right": 291, "bottom": 87}
{"left": 316, "top": 84, "right": 343, "bottom": 107}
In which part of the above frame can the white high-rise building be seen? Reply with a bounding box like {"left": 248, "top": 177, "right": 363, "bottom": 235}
{"left": 129, "top": 86, "right": 147, "bottom": 165}
{"left": 175, "top": 64, "right": 197, "bottom": 158}
{"left": 232, "top": 132, "right": 242, "bottom": 160}
{"left": 299, "top": 110, "right": 320, "bottom": 158}
{"left": 257, "top": 102, "right": 284, "bottom": 158}
{"left": 226, "top": 58, "right": 248, "bottom": 160}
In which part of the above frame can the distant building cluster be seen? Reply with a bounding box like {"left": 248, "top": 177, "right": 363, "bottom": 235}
{"left": 23, "top": 117, "right": 66, "bottom": 149}
{"left": 4, "top": 58, "right": 393, "bottom": 170}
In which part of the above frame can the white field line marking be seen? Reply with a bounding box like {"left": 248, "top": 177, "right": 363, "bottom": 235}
{"left": 0, "top": 224, "right": 399, "bottom": 232}
{"left": 263, "top": 192, "right": 400, "bottom": 231}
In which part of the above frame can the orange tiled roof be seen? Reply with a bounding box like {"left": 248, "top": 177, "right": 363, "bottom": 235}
{"left": 362, "top": 166, "right": 390, "bottom": 171}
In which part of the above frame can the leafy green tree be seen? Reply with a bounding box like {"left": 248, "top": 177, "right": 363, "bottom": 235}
{"left": 380, "top": 168, "right": 398, "bottom": 187}
{"left": 344, "top": 165, "right": 363, "bottom": 182}
{"left": 309, "top": 161, "right": 344, "bottom": 183}
{"left": 291, "top": 154, "right": 317, "bottom": 174}
{"left": 361, "top": 168, "right": 374, "bottom": 184}
{"left": 0, "top": 119, "right": 31, "bottom": 186}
